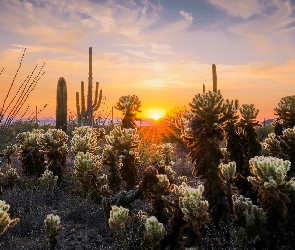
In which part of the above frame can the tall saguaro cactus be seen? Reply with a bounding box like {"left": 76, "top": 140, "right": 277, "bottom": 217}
{"left": 56, "top": 77, "right": 67, "bottom": 133}
{"left": 212, "top": 64, "right": 217, "bottom": 93}
{"left": 76, "top": 47, "right": 103, "bottom": 126}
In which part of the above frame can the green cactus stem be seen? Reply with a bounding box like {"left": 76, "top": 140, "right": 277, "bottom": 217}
{"left": 56, "top": 77, "right": 67, "bottom": 133}
{"left": 75, "top": 47, "right": 103, "bottom": 126}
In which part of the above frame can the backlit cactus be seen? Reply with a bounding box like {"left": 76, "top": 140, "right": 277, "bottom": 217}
{"left": 0, "top": 200, "right": 20, "bottom": 236}
{"left": 38, "top": 129, "right": 68, "bottom": 181}
{"left": 70, "top": 126, "right": 104, "bottom": 154}
{"left": 104, "top": 124, "right": 141, "bottom": 190}
{"left": 17, "top": 129, "right": 45, "bottom": 176}
{"left": 115, "top": 95, "right": 142, "bottom": 129}
{"left": 232, "top": 195, "right": 266, "bottom": 241}
{"left": 183, "top": 90, "right": 238, "bottom": 222}
{"left": 74, "top": 152, "right": 110, "bottom": 200}
{"left": 56, "top": 77, "right": 67, "bottom": 133}
{"left": 220, "top": 161, "right": 236, "bottom": 183}
{"left": 144, "top": 216, "right": 166, "bottom": 247}
{"left": 76, "top": 47, "right": 103, "bottom": 126}
{"left": 108, "top": 205, "right": 131, "bottom": 235}
{"left": 274, "top": 95, "right": 295, "bottom": 130}
{"left": 44, "top": 214, "right": 63, "bottom": 250}
{"left": 39, "top": 169, "right": 58, "bottom": 190}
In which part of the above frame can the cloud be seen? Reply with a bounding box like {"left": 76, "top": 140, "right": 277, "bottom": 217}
{"left": 180, "top": 10, "right": 193, "bottom": 21}
{"left": 208, "top": 0, "right": 261, "bottom": 19}
{"left": 125, "top": 50, "right": 154, "bottom": 59}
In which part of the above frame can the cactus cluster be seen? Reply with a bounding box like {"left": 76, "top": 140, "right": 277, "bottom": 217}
{"left": 274, "top": 95, "right": 295, "bottom": 129}
{"left": 144, "top": 216, "right": 166, "bottom": 247}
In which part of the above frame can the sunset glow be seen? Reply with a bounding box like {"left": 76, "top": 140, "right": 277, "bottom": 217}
{"left": 0, "top": 0, "right": 294, "bottom": 120}
{"left": 146, "top": 109, "right": 166, "bottom": 120}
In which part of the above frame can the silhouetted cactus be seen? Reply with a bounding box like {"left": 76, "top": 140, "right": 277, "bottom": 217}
{"left": 56, "top": 77, "right": 67, "bottom": 133}
{"left": 212, "top": 64, "right": 217, "bottom": 92}
{"left": 274, "top": 95, "right": 295, "bottom": 131}
{"left": 76, "top": 47, "right": 103, "bottom": 126}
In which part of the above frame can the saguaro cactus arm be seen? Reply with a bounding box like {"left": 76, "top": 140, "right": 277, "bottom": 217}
{"left": 93, "top": 82, "right": 103, "bottom": 111}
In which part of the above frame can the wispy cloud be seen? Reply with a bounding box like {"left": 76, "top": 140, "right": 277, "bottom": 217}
{"left": 180, "top": 10, "right": 193, "bottom": 21}
{"left": 125, "top": 50, "right": 154, "bottom": 59}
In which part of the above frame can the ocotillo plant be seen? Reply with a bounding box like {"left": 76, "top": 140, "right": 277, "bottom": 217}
{"left": 56, "top": 77, "right": 67, "bottom": 133}
{"left": 76, "top": 47, "right": 103, "bottom": 126}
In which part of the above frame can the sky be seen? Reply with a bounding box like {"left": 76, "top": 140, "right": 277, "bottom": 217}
{"left": 0, "top": 0, "right": 295, "bottom": 121}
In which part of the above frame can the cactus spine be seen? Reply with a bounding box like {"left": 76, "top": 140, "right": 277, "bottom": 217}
{"left": 76, "top": 47, "right": 103, "bottom": 126}
{"left": 212, "top": 64, "right": 217, "bottom": 93}
{"left": 56, "top": 77, "right": 67, "bottom": 133}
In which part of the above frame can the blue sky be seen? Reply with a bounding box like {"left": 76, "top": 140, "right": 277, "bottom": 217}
{"left": 0, "top": 0, "right": 295, "bottom": 119}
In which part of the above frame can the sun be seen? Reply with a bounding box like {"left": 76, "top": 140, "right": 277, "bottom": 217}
{"left": 147, "top": 109, "right": 165, "bottom": 120}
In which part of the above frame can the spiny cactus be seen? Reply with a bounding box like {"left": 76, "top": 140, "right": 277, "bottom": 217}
{"left": 232, "top": 195, "right": 266, "bottom": 243}
{"left": 144, "top": 216, "right": 166, "bottom": 248}
{"left": 172, "top": 182, "right": 209, "bottom": 245}
{"left": 76, "top": 47, "right": 103, "bottom": 126}
{"left": 44, "top": 214, "right": 63, "bottom": 250}
{"left": 39, "top": 169, "right": 58, "bottom": 190}
{"left": 274, "top": 95, "right": 295, "bottom": 130}
{"left": 238, "top": 104, "right": 262, "bottom": 162}
{"left": 38, "top": 129, "right": 68, "bottom": 182}
{"left": 104, "top": 124, "right": 141, "bottom": 190}
{"left": 70, "top": 126, "right": 104, "bottom": 155}
{"left": 56, "top": 77, "right": 67, "bottom": 133}
{"left": 74, "top": 152, "right": 110, "bottom": 202}
{"left": 108, "top": 205, "right": 131, "bottom": 236}
{"left": 183, "top": 90, "right": 238, "bottom": 223}
{"left": 247, "top": 156, "right": 295, "bottom": 248}
{"left": 0, "top": 200, "right": 20, "bottom": 236}
{"left": 115, "top": 95, "right": 142, "bottom": 129}
{"left": 17, "top": 129, "right": 45, "bottom": 176}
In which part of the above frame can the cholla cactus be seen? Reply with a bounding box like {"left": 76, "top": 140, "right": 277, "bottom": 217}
{"left": 238, "top": 104, "right": 262, "bottom": 161}
{"left": 108, "top": 205, "right": 131, "bottom": 235}
{"left": 247, "top": 156, "right": 295, "bottom": 245}
{"left": 0, "top": 200, "right": 20, "bottom": 236}
{"left": 74, "top": 152, "right": 110, "bottom": 200}
{"left": 274, "top": 95, "right": 295, "bottom": 129}
{"left": 70, "top": 126, "right": 102, "bottom": 154}
{"left": 5, "top": 166, "right": 20, "bottom": 188}
{"left": 115, "top": 95, "right": 141, "bottom": 129}
{"left": 17, "top": 129, "right": 45, "bottom": 176}
{"left": 247, "top": 156, "right": 294, "bottom": 188}
{"left": 44, "top": 214, "right": 63, "bottom": 250}
{"left": 232, "top": 195, "right": 266, "bottom": 238}
{"left": 220, "top": 161, "right": 236, "bottom": 183}
{"left": 263, "top": 133, "right": 282, "bottom": 158}
{"left": 150, "top": 143, "right": 175, "bottom": 166}
{"left": 144, "top": 216, "right": 166, "bottom": 247}
{"left": 104, "top": 124, "right": 141, "bottom": 190}
{"left": 39, "top": 169, "right": 58, "bottom": 190}
{"left": 183, "top": 91, "right": 238, "bottom": 222}
{"left": 38, "top": 129, "right": 68, "bottom": 181}
{"left": 154, "top": 174, "right": 170, "bottom": 194}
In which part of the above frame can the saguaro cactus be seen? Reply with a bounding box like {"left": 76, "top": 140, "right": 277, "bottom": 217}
{"left": 56, "top": 77, "right": 67, "bottom": 133}
{"left": 212, "top": 64, "right": 217, "bottom": 93}
{"left": 76, "top": 47, "right": 103, "bottom": 126}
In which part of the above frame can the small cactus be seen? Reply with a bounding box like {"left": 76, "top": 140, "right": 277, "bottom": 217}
{"left": 44, "top": 214, "right": 63, "bottom": 250}
{"left": 144, "top": 216, "right": 166, "bottom": 247}
{"left": 108, "top": 205, "right": 131, "bottom": 236}
{"left": 0, "top": 200, "right": 20, "bottom": 236}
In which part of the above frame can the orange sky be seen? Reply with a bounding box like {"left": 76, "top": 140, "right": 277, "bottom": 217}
{"left": 1, "top": 0, "right": 295, "bottom": 121}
